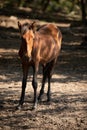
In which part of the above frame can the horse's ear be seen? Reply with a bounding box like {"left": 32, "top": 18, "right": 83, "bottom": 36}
{"left": 30, "top": 21, "right": 36, "bottom": 32}
{"left": 18, "top": 21, "right": 21, "bottom": 31}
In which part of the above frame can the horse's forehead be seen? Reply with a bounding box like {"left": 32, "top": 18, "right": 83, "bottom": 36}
{"left": 21, "top": 25, "right": 29, "bottom": 35}
{"left": 21, "top": 23, "right": 31, "bottom": 34}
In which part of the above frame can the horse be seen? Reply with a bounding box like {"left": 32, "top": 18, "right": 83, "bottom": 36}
{"left": 17, "top": 21, "right": 62, "bottom": 109}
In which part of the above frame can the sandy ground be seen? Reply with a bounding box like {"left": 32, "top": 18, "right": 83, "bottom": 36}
{"left": 0, "top": 17, "right": 87, "bottom": 130}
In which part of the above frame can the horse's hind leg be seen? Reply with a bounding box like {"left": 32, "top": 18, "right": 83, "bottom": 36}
{"left": 47, "top": 59, "right": 56, "bottom": 102}
{"left": 38, "top": 66, "right": 48, "bottom": 101}
{"left": 47, "top": 72, "right": 51, "bottom": 102}
{"left": 38, "top": 59, "right": 56, "bottom": 102}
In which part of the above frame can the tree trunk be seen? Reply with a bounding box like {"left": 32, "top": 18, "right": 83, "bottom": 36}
{"left": 41, "top": 0, "right": 50, "bottom": 12}
{"left": 80, "top": 0, "right": 86, "bottom": 24}
{"left": 18, "top": 0, "right": 25, "bottom": 7}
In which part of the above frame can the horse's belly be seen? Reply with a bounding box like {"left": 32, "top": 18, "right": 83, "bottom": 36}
{"left": 40, "top": 50, "right": 58, "bottom": 64}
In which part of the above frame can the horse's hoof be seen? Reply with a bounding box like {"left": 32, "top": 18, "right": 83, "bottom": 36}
{"left": 16, "top": 105, "right": 22, "bottom": 110}
{"left": 31, "top": 104, "right": 37, "bottom": 111}
{"left": 47, "top": 98, "right": 51, "bottom": 103}
{"left": 38, "top": 98, "right": 42, "bottom": 103}
{"left": 32, "top": 106, "right": 36, "bottom": 110}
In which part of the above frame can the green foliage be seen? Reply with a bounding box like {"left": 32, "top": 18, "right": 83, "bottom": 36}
{"left": 0, "top": 0, "right": 81, "bottom": 14}
{"left": 0, "top": 0, "right": 86, "bottom": 22}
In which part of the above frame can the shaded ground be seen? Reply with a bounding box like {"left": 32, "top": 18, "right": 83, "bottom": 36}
{"left": 0, "top": 13, "right": 87, "bottom": 130}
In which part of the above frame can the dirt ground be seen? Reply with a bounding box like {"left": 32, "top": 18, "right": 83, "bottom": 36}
{"left": 0, "top": 16, "right": 87, "bottom": 130}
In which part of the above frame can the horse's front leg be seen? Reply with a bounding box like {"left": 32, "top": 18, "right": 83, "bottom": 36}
{"left": 17, "top": 63, "right": 29, "bottom": 109}
{"left": 32, "top": 63, "right": 38, "bottom": 109}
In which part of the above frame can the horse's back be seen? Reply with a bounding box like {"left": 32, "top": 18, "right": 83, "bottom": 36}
{"left": 38, "top": 24, "right": 58, "bottom": 36}
{"left": 38, "top": 24, "right": 62, "bottom": 45}
{"left": 33, "top": 24, "right": 62, "bottom": 64}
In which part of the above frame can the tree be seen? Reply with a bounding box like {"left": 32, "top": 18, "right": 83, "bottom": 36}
{"left": 41, "top": 0, "right": 50, "bottom": 12}
{"left": 80, "top": 0, "right": 86, "bottom": 24}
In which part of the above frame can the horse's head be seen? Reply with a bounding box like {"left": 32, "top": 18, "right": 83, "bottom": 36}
{"left": 18, "top": 21, "right": 36, "bottom": 61}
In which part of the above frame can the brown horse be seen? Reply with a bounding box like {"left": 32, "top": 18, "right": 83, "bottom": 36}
{"left": 17, "top": 21, "right": 62, "bottom": 109}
